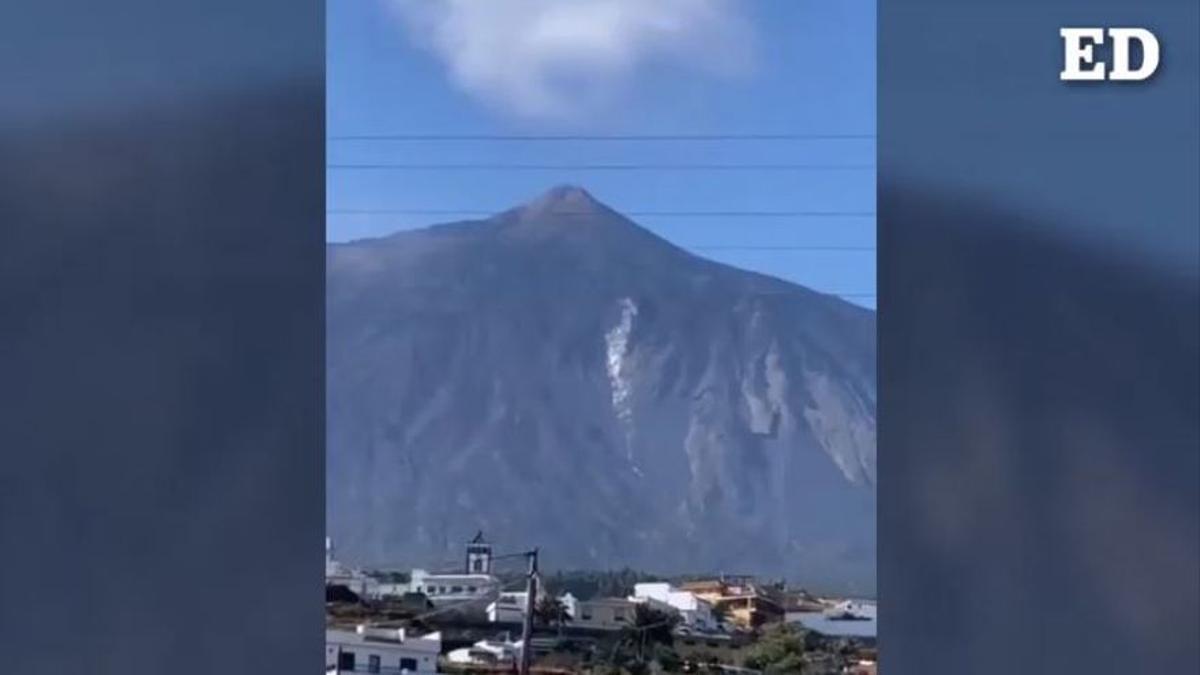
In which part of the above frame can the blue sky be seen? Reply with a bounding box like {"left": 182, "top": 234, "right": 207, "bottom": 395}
{"left": 328, "top": 0, "right": 875, "bottom": 308}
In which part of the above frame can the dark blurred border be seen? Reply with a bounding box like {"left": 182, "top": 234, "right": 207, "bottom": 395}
{"left": 879, "top": 1, "right": 1199, "bottom": 673}
{"left": 0, "top": 3, "right": 323, "bottom": 674}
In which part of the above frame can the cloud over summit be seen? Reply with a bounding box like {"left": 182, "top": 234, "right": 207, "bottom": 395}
{"left": 391, "top": 0, "right": 755, "bottom": 121}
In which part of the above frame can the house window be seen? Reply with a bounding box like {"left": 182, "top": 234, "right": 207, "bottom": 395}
{"left": 400, "top": 657, "right": 418, "bottom": 672}
{"left": 337, "top": 651, "right": 355, "bottom": 671}
{"left": 451, "top": 585, "right": 463, "bottom": 593}
{"left": 368, "top": 654, "right": 381, "bottom": 673}
{"left": 467, "top": 586, "right": 477, "bottom": 593}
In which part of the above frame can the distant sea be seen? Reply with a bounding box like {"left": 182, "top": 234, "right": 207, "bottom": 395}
{"left": 786, "top": 602, "right": 877, "bottom": 638}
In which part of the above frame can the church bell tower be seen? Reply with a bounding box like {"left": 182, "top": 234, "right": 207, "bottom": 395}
{"left": 465, "top": 530, "right": 493, "bottom": 575}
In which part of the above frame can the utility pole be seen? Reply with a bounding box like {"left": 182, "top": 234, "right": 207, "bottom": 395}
{"left": 519, "top": 548, "right": 539, "bottom": 675}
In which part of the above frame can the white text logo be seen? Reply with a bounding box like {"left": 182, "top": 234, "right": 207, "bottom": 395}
{"left": 1060, "top": 28, "right": 1160, "bottom": 82}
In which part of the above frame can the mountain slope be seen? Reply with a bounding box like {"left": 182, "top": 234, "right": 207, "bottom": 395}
{"left": 327, "top": 186, "right": 876, "bottom": 592}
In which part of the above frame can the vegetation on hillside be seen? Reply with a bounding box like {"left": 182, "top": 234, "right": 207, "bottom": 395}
{"left": 540, "top": 568, "right": 664, "bottom": 600}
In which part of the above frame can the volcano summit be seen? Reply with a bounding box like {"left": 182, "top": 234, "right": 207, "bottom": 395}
{"left": 327, "top": 186, "right": 876, "bottom": 593}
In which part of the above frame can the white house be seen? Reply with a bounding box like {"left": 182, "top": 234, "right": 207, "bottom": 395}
{"left": 560, "top": 594, "right": 638, "bottom": 631}
{"left": 325, "top": 626, "right": 440, "bottom": 674}
{"left": 487, "top": 591, "right": 529, "bottom": 623}
{"left": 445, "top": 638, "right": 523, "bottom": 668}
{"left": 632, "top": 583, "right": 716, "bottom": 630}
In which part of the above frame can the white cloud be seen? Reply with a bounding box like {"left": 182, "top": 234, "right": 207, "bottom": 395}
{"left": 389, "top": 0, "right": 756, "bottom": 121}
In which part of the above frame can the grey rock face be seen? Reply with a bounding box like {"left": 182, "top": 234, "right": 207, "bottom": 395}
{"left": 327, "top": 186, "right": 876, "bottom": 593}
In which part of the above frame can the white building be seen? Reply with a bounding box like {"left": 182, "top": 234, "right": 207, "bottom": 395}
{"left": 445, "top": 638, "right": 522, "bottom": 668}
{"left": 632, "top": 582, "right": 716, "bottom": 630}
{"left": 409, "top": 569, "right": 499, "bottom": 606}
{"left": 825, "top": 599, "right": 875, "bottom": 619}
{"left": 487, "top": 591, "right": 529, "bottom": 623}
{"left": 465, "top": 531, "right": 493, "bottom": 574}
{"left": 325, "top": 626, "right": 440, "bottom": 674}
{"left": 407, "top": 531, "right": 500, "bottom": 606}
{"left": 371, "top": 582, "right": 411, "bottom": 600}
{"left": 560, "top": 594, "right": 638, "bottom": 631}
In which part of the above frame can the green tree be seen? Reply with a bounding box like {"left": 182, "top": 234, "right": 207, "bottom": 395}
{"left": 542, "top": 569, "right": 664, "bottom": 601}
{"left": 598, "top": 605, "right": 681, "bottom": 671}
{"left": 636, "top": 604, "right": 679, "bottom": 644}
{"left": 652, "top": 643, "right": 682, "bottom": 672}
{"left": 534, "top": 594, "right": 572, "bottom": 635}
{"left": 742, "top": 624, "right": 809, "bottom": 673}
{"left": 630, "top": 604, "right": 680, "bottom": 663}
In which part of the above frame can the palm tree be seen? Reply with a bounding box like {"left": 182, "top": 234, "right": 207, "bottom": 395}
{"left": 630, "top": 604, "right": 680, "bottom": 663}
{"left": 534, "top": 594, "right": 572, "bottom": 636}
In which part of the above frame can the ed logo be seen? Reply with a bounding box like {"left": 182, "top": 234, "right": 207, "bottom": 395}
{"left": 1060, "top": 27, "right": 1160, "bottom": 82}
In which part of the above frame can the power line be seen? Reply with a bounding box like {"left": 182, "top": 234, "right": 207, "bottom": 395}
{"left": 744, "top": 290, "right": 876, "bottom": 300}
{"left": 324, "top": 206, "right": 878, "bottom": 216}
{"left": 328, "top": 133, "right": 875, "bottom": 142}
{"left": 327, "top": 163, "right": 874, "bottom": 172}
{"left": 690, "top": 245, "right": 874, "bottom": 251}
